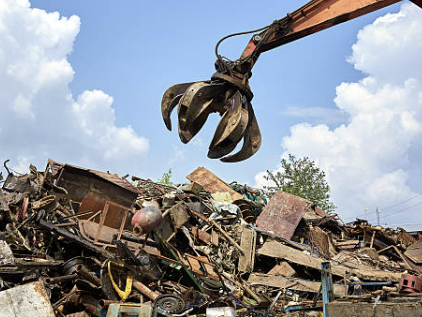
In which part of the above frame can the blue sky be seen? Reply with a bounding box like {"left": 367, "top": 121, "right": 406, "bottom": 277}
{"left": 2, "top": 0, "right": 422, "bottom": 225}
{"left": 27, "top": 0, "right": 399, "bottom": 181}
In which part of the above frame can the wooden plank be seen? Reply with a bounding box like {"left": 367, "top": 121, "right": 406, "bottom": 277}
{"left": 335, "top": 240, "right": 360, "bottom": 246}
{"left": 186, "top": 167, "right": 243, "bottom": 201}
{"left": 267, "top": 261, "right": 296, "bottom": 277}
{"left": 248, "top": 273, "right": 345, "bottom": 296}
{"left": 238, "top": 227, "right": 256, "bottom": 272}
{"left": 258, "top": 239, "right": 402, "bottom": 282}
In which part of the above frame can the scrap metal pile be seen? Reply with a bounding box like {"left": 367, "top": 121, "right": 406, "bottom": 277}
{"left": 1, "top": 161, "right": 422, "bottom": 317}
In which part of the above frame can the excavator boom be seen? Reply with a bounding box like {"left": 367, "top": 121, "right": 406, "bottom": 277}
{"left": 161, "top": 0, "right": 422, "bottom": 162}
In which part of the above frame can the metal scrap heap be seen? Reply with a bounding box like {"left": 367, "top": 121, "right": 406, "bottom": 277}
{"left": 0, "top": 161, "right": 422, "bottom": 317}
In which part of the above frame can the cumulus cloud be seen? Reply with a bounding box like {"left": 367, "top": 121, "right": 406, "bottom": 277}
{"left": 255, "top": 3, "right": 422, "bottom": 225}
{"left": 0, "top": 0, "right": 149, "bottom": 175}
{"left": 280, "top": 106, "right": 349, "bottom": 126}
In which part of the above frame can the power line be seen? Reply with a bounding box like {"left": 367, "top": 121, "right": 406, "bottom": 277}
{"left": 344, "top": 192, "right": 422, "bottom": 221}
{"left": 382, "top": 200, "right": 422, "bottom": 219}
{"left": 379, "top": 193, "right": 421, "bottom": 212}
{"left": 387, "top": 222, "right": 422, "bottom": 228}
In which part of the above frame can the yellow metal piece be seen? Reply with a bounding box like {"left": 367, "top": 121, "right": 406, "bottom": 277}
{"left": 107, "top": 261, "right": 133, "bottom": 301}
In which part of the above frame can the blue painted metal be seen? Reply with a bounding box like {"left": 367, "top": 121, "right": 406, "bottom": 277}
{"left": 283, "top": 302, "right": 323, "bottom": 312}
{"left": 321, "top": 262, "right": 333, "bottom": 317}
{"left": 284, "top": 304, "right": 307, "bottom": 312}
{"left": 349, "top": 281, "right": 392, "bottom": 286}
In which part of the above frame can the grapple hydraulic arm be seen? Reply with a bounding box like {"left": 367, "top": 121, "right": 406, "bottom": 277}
{"left": 161, "top": 0, "right": 422, "bottom": 162}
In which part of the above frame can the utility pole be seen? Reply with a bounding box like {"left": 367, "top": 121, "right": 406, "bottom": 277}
{"left": 376, "top": 208, "right": 381, "bottom": 225}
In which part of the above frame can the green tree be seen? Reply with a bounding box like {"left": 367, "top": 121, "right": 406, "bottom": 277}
{"left": 264, "top": 154, "right": 336, "bottom": 214}
{"left": 157, "top": 168, "right": 175, "bottom": 186}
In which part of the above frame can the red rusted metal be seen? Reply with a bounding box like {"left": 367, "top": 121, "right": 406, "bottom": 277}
{"left": 256, "top": 191, "right": 313, "bottom": 240}
{"left": 47, "top": 159, "right": 137, "bottom": 230}
{"left": 186, "top": 167, "right": 243, "bottom": 201}
{"left": 399, "top": 274, "right": 422, "bottom": 293}
{"left": 132, "top": 205, "right": 162, "bottom": 234}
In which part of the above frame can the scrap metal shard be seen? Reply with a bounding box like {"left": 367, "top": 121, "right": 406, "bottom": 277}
{"left": 256, "top": 191, "right": 314, "bottom": 239}
{"left": 186, "top": 167, "right": 243, "bottom": 201}
{"left": 0, "top": 282, "right": 56, "bottom": 317}
{"left": 405, "top": 239, "right": 422, "bottom": 264}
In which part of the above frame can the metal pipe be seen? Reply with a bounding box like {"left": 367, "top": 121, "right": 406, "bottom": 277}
{"left": 75, "top": 264, "right": 101, "bottom": 286}
{"left": 98, "top": 299, "right": 119, "bottom": 310}
{"left": 45, "top": 274, "right": 77, "bottom": 284}
{"left": 132, "top": 279, "right": 161, "bottom": 301}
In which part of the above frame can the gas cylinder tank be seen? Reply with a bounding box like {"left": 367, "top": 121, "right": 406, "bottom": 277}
{"left": 131, "top": 204, "right": 162, "bottom": 235}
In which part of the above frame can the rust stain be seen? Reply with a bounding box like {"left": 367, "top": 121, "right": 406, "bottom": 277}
{"left": 256, "top": 191, "right": 313, "bottom": 239}
{"left": 186, "top": 167, "right": 243, "bottom": 201}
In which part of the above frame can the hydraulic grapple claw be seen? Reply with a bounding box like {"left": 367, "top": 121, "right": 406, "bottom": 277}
{"left": 160, "top": 78, "right": 261, "bottom": 162}
{"left": 161, "top": 82, "right": 195, "bottom": 131}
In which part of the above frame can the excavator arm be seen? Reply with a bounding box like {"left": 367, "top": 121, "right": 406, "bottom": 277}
{"left": 162, "top": 0, "right": 422, "bottom": 162}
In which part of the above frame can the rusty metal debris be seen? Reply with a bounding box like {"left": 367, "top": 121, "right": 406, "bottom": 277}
{"left": 0, "top": 160, "right": 422, "bottom": 316}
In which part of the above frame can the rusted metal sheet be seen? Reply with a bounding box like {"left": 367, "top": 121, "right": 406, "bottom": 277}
{"left": 78, "top": 220, "right": 160, "bottom": 256}
{"left": 78, "top": 192, "right": 132, "bottom": 230}
{"left": 49, "top": 159, "right": 138, "bottom": 194}
{"left": 186, "top": 167, "right": 243, "bottom": 201}
{"left": 49, "top": 159, "right": 137, "bottom": 208}
{"left": 0, "top": 281, "right": 55, "bottom": 317}
{"left": 405, "top": 239, "right": 422, "bottom": 264}
{"left": 256, "top": 191, "right": 312, "bottom": 239}
{"left": 48, "top": 159, "right": 137, "bottom": 230}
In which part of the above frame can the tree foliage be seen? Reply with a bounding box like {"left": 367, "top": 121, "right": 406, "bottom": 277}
{"left": 264, "top": 154, "right": 336, "bottom": 214}
{"left": 157, "top": 168, "right": 175, "bottom": 186}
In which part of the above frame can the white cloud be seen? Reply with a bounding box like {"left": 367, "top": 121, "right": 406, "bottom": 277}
{"left": 280, "top": 106, "right": 349, "bottom": 126}
{"left": 0, "top": 0, "right": 149, "bottom": 175}
{"left": 255, "top": 3, "right": 422, "bottom": 225}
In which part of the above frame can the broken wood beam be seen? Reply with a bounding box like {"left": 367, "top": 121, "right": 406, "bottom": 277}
{"left": 258, "top": 239, "right": 402, "bottom": 282}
